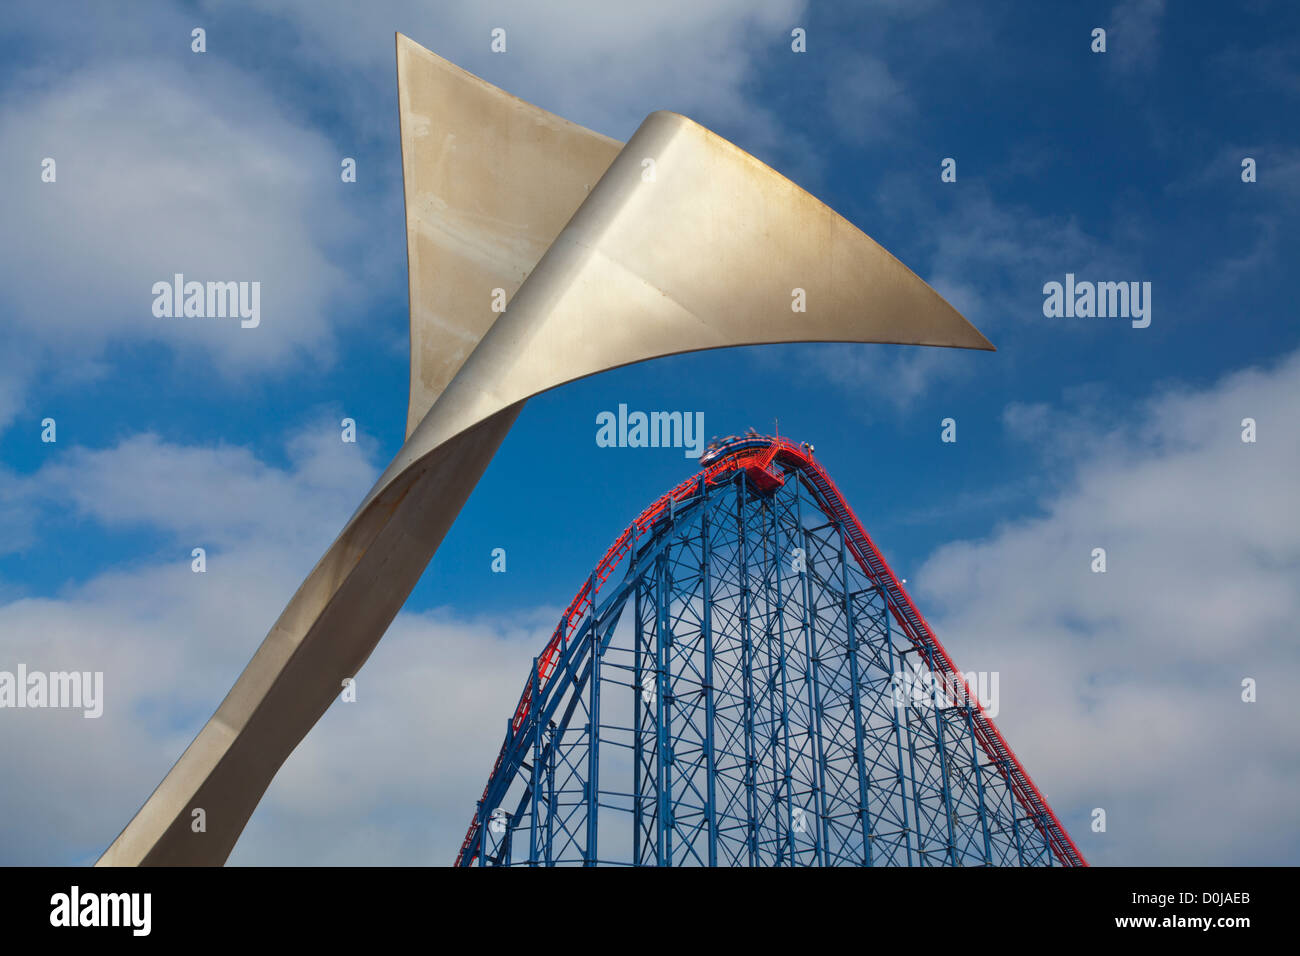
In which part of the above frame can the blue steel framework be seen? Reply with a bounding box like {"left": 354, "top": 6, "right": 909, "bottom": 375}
{"left": 456, "top": 436, "right": 1085, "bottom": 867}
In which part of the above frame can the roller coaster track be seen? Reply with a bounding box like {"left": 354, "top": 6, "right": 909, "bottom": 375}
{"left": 456, "top": 435, "right": 1086, "bottom": 867}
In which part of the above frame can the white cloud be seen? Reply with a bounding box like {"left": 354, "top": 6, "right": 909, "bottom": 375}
{"left": 0, "top": 353, "right": 35, "bottom": 432}
{"left": 1109, "top": 0, "right": 1166, "bottom": 72}
{"left": 825, "top": 54, "right": 913, "bottom": 145}
{"left": 42, "top": 429, "right": 375, "bottom": 550}
{"left": 229, "top": 607, "right": 550, "bottom": 865}
{"left": 914, "top": 348, "right": 1300, "bottom": 864}
{"left": 779, "top": 342, "right": 982, "bottom": 417}
{"left": 5, "top": 352, "right": 1299, "bottom": 864}
{"left": 0, "top": 572, "right": 546, "bottom": 865}
{"left": 0, "top": 420, "right": 550, "bottom": 864}
{"left": 0, "top": 58, "right": 373, "bottom": 405}
{"left": 0, "top": 417, "right": 378, "bottom": 557}
{"left": 248, "top": 0, "right": 807, "bottom": 138}
{"left": 0, "top": 0, "right": 821, "bottom": 436}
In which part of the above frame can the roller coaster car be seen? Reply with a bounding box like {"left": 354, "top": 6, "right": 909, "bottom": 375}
{"left": 700, "top": 433, "right": 754, "bottom": 465}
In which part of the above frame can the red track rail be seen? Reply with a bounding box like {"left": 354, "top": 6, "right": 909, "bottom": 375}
{"left": 456, "top": 436, "right": 1087, "bottom": 867}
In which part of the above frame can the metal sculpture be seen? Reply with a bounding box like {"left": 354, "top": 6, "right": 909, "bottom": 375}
{"left": 98, "top": 35, "right": 992, "bottom": 866}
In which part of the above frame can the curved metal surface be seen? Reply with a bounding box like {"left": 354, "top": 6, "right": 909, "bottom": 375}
{"left": 397, "top": 34, "right": 623, "bottom": 436}
{"left": 98, "top": 35, "right": 992, "bottom": 866}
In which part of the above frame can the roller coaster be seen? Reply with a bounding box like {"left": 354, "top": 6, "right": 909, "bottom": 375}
{"left": 455, "top": 434, "right": 1086, "bottom": 867}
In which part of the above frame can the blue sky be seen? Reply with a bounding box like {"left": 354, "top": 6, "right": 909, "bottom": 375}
{"left": 1, "top": 0, "right": 1297, "bottom": 866}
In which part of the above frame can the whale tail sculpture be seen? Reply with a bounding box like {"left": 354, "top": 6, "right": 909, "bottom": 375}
{"left": 96, "top": 33, "right": 992, "bottom": 866}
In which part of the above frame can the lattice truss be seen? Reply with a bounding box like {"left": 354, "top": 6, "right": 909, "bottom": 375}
{"left": 465, "top": 469, "right": 1061, "bottom": 867}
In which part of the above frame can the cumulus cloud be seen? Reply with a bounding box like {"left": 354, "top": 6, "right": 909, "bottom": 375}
{"left": 229, "top": 607, "right": 551, "bottom": 865}
{"left": 914, "top": 348, "right": 1300, "bottom": 864}
{"left": 0, "top": 59, "right": 368, "bottom": 380}
{"left": 0, "top": 576, "right": 546, "bottom": 865}
{"left": 250, "top": 0, "right": 807, "bottom": 139}
{"left": 0, "top": 0, "right": 825, "bottom": 437}
{"left": 0, "top": 421, "right": 374, "bottom": 860}
{"left": 0, "top": 420, "right": 550, "bottom": 864}
{"left": 4, "top": 351, "right": 1298, "bottom": 865}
